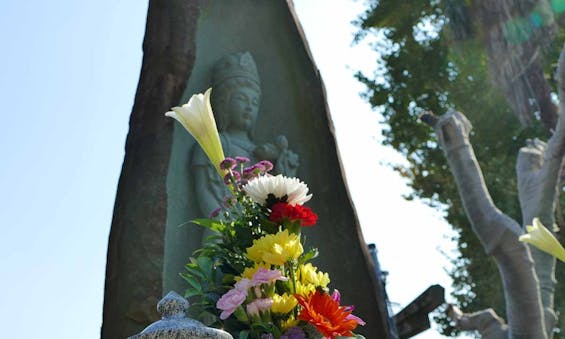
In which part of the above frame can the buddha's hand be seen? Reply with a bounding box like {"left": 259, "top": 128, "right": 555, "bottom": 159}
{"left": 254, "top": 136, "right": 291, "bottom": 161}
{"left": 254, "top": 136, "right": 299, "bottom": 176}
{"left": 254, "top": 143, "right": 279, "bottom": 161}
{"left": 274, "top": 135, "right": 299, "bottom": 176}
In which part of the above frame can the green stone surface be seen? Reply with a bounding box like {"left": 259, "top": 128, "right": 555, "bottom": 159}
{"left": 162, "top": 1, "right": 390, "bottom": 337}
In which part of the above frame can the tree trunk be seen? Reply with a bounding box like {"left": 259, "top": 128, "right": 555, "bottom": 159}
{"left": 474, "top": 0, "right": 558, "bottom": 130}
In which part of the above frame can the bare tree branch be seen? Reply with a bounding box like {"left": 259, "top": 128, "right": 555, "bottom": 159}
{"left": 513, "top": 43, "right": 565, "bottom": 337}
{"left": 421, "top": 110, "right": 547, "bottom": 337}
{"left": 448, "top": 305, "right": 507, "bottom": 339}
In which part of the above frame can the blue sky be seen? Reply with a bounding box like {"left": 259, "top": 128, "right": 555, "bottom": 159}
{"left": 0, "top": 1, "right": 458, "bottom": 338}
{"left": 0, "top": 1, "right": 147, "bottom": 337}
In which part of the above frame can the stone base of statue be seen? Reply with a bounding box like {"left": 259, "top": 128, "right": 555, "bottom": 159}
{"left": 128, "top": 291, "right": 232, "bottom": 339}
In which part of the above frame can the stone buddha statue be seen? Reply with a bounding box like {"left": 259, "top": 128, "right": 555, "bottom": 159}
{"left": 191, "top": 52, "right": 299, "bottom": 227}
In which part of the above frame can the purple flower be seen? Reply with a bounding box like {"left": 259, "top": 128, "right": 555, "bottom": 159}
{"left": 331, "top": 289, "right": 341, "bottom": 303}
{"left": 224, "top": 170, "right": 241, "bottom": 184}
{"left": 243, "top": 163, "right": 267, "bottom": 179}
{"left": 281, "top": 327, "right": 306, "bottom": 339}
{"left": 346, "top": 313, "right": 366, "bottom": 326}
{"left": 210, "top": 207, "right": 222, "bottom": 218}
{"left": 220, "top": 157, "right": 237, "bottom": 170}
{"left": 235, "top": 156, "right": 250, "bottom": 164}
{"left": 259, "top": 160, "right": 274, "bottom": 172}
{"left": 242, "top": 166, "right": 255, "bottom": 180}
{"left": 252, "top": 163, "right": 266, "bottom": 175}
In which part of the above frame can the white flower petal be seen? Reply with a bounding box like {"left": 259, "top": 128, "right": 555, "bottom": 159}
{"left": 165, "top": 88, "right": 225, "bottom": 176}
{"left": 519, "top": 218, "right": 565, "bottom": 263}
{"left": 243, "top": 174, "right": 311, "bottom": 206}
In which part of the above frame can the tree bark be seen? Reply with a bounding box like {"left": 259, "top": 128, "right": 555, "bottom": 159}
{"left": 101, "top": 1, "right": 201, "bottom": 338}
{"left": 516, "top": 45, "right": 565, "bottom": 335}
{"left": 422, "top": 109, "right": 546, "bottom": 338}
{"left": 448, "top": 305, "right": 507, "bottom": 338}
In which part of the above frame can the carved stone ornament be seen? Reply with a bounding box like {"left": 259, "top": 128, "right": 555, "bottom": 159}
{"left": 128, "top": 291, "right": 233, "bottom": 339}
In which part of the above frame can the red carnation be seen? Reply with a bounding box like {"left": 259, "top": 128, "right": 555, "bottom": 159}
{"left": 269, "top": 202, "right": 318, "bottom": 226}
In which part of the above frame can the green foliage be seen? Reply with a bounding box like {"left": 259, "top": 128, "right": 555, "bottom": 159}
{"left": 181, "top": 255, "right": 225, "bottom": 326}
{"left": 179, "top": 168, "right": 354, "bottom": 338}
{"left": 354, "top": 0, "right": 562, "bottom": 336}
{"left": 181, "top": 188, "right": 268, "bottom": 326}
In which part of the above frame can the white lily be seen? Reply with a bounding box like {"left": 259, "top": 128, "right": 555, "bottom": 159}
{"left": 165, "top": 88, "right": 225, "bottom": 177}
{"left": 519, "top": 218, "right": 565, "bottom": 263}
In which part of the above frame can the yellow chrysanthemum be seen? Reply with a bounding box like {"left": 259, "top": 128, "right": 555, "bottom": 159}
{"left": 271, "top": 293, "right": 298, "bottom": 314}
{"left": 246, "top": 230, "right": 303, "bottom": 266}
{"left": 295, "top": 281, "right": 316, "bottom": 297}
{"left": 237, "top": 263, "right": 271, "bottom": 280}
{"left": 298, "top": 263, "right": 330, "bottom": 288}
{"left": 280, "top": 315, "right": 299, "bottom": 330}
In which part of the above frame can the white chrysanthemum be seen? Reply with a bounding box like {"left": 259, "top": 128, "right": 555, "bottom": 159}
{"left": 243, "top": 174, "right": 312, "bottom": 206}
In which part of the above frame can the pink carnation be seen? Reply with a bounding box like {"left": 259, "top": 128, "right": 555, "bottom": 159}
{"left": 216, "top": 278, "right": 252, "bottom": 320}
{"left": 234, "top": 278, "right": 253, "bottom": 291}
{"left": 246, "top": 298, "right": 273, "bottom": 317}
{"left": 252, "top": 268, "right": 288, "bottom": 285}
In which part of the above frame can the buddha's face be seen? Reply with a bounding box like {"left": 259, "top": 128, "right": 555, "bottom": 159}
{"left": 226, "top": 87, "right": 260, "bottom": 132}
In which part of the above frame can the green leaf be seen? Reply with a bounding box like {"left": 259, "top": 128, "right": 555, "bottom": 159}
{"left": 222, "top": 273, "right": 236, "bottom": 285}
{"left": 250, "top": 322, "right": 281, "bottom": 337}
{"left": 234, "top": 223, "right": 253, "bottom": 247}
{"left": 192, "top": 218, "right": 224, "bottom": 232}
{"left": 260, "top": 219, "right": 278, "bottom": 234}
{"left": 298, "top": 247, "right": 319, "bottom": 265}
{"left": 184, "top": 287, "right": 202, "bottom": 298}
{"left": 204, "top": 233, "right": 223, "bottom": 243}
{"left": 238, "top": 330, "right": 249, "bottom": 339}
{"left": 197, "top": 256, "right": 214, "bottom": 276}
{"left": 198, "top": 310, "right": 218, "bottom": 326}
{"left": 181, "top": 275, "right": 203, "bottom": 292}
{"left": 286, "top": 220, "right": 302, "bottom": 235}
{"left": 184, "top": 265, "right": 206, "bottom": 280}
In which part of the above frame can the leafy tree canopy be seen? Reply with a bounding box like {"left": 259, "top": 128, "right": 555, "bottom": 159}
{"left": 354, "top": 0, "right": 565, "bottom": 335}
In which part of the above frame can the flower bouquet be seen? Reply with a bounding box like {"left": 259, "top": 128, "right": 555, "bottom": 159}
{"left": 166, "top": 89, "right": 365, "bottom": 339}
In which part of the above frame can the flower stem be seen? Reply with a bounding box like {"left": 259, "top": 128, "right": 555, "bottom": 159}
{"left": 287, "top": 261, "right": 298, "bottom": 319}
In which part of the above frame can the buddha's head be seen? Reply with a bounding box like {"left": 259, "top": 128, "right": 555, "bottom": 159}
{"left": 211, "top": 52, "right": 261, "bottom": 136}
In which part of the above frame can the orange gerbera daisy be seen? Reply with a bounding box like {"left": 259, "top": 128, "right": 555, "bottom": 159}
{"left": 295, "top": 290, "right": 363, "bottom": 338}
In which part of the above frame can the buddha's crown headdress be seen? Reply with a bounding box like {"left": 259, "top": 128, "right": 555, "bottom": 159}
{"left": 212, "top": 51, "right": 260, "bottom": 87}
